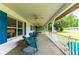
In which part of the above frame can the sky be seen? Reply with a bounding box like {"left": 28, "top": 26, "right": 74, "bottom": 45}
{"left": 72, "top": 9, "right": 79, "bottom": 19}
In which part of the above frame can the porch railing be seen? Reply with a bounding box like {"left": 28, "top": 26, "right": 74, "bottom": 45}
{"left": 45, "top": 32, "right": 79, "bottom": 55}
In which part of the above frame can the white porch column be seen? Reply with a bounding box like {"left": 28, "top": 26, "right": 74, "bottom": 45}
{"left": 52, "top": 19, "right": 56, "bottom": 32}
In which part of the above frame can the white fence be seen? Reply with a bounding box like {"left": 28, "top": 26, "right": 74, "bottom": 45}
{"left": 45, "top": 32, "right": 79, "bottom": 55}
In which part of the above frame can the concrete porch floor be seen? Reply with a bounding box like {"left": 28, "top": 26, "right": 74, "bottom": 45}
{"left": 6, "top": 34, "right": 64, "bottom": 55}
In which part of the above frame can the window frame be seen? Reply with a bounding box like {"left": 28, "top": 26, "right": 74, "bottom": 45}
{"left": 7, "top": 16, "right": 27, "bottom": 41}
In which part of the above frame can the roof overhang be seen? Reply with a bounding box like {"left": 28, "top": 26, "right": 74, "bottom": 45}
{"left": 55, "top": 3, "right": 79, "bottom": 20}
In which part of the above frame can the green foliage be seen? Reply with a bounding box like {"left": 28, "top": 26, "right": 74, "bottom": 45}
{"left": 54, "top": 13, "right": 79, "bottom": 32}
{"left": 62, "top": 13, "right": 78, "bottom": 28}
{"left": 48, "top": 23, "right": 52, "bottom": 32}
{"left": 54, "top": 20, "right": 63, "bottom": 32}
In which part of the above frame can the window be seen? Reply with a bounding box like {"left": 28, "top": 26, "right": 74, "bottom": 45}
{"left": 8, "top": 17, "right": 16, "bottom": 27}
{"left": 7, "top": 17, "right": 24, "bottom": 39}
{"left": 18, "top": 21, "right": 23, "bottom": 28}
{"left": 7, "top": 17, "right": 16, "bottom": 38}
{"left": 18, "top": 21, "right": 23, "bottom": 35}
{"left": 30, "top": 25, "right": 32, "bottom": 30}
{"left": 24, "top": 22, "right": 26, "bottom": 35}
{"left": 30, "top": 25, "right": 35, "bottom": 30}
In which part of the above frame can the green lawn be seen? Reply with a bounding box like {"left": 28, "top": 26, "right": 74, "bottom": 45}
{"left": 57, "top": 31, "right": 79, "bottom": 41}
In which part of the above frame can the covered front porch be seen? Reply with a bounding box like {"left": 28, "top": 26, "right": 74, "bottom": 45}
{"left": 0, "top": 3, "right": 79, "bottom": 55}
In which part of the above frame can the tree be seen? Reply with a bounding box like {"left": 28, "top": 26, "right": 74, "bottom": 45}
{"left": 48, "top": 23, "right": 52, "bottom": 32}
{"left": 54, "top": 13, "right": 79, "bottom": 32}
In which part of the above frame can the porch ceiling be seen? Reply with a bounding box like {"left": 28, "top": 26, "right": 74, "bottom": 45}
{"left": 4, "top": 3, "right": 71, "bottom": 26}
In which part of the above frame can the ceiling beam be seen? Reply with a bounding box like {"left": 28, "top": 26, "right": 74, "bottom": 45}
{"left": 55, "top": 3, "right": 79, "bottom": 20}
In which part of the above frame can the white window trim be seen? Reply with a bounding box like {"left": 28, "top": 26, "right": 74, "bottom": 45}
{"left": 7, "top": 35, "right": 23, "bottom": 41}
